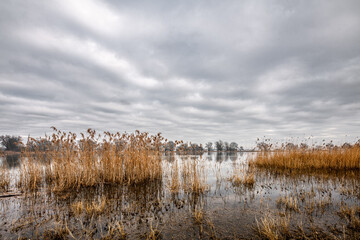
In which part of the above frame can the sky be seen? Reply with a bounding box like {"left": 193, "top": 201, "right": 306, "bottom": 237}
{"left": 0, "top": 0, "right": 360, "bottom": 147}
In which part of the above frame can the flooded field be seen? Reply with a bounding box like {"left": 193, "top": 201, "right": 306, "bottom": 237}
{"left": 1, "top": 152, "right": 360, "bottom": 239}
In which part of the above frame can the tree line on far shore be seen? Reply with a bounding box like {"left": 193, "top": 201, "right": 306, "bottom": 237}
{"left": 3, "top": 134, "right": 357, "bottom": 154}
{"left": 0, "top": 135, "right": 245, "bottom": 153}
{"left": 164, "top": 140, "right": 244, "bottom": 153}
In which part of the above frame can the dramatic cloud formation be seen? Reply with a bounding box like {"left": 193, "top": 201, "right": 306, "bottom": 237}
{"left": 1, "top": 0, "right": 360, "bottom": 146}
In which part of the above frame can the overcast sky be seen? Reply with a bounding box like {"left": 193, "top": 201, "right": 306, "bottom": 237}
{"left": 0, "top": 1, "right": 360, "bottom": 147}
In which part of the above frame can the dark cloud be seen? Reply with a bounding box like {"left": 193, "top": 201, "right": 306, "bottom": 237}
{"left": 0, "top": 0, "right": 360, "bottom": 147}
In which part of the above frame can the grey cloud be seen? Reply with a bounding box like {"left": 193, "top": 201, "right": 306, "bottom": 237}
{"left": 1, "top": 0, "right": 360, "bottom": 147}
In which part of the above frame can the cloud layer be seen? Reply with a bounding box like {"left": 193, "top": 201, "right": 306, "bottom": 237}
{"left": 1, "top": 0, "right": 360, "bottom": 146}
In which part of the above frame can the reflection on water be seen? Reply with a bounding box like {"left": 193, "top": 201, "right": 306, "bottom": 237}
{"left": 0, "top": 154, "right": 20, "bottom": 168}
{"left": 0, "top": 152, "right": 360, "bottom": 239}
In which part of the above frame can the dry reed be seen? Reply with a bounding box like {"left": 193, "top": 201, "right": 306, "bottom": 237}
{"left": 252, "top": 145, "right": 360, "bottom": 171}
{"left": 169, "top": 157, "right": 180, "bottom": 193}
{"left": 0, "top": 166, "right": 10, "bottom": 191}
{"left": 255, "top": 215, "right": 290, "bottom": 240}
{"left": 182, "top": 157, "right": 208, "bottom": 194}
{"left": 276, "top": 194, "right": 299, "bottom": 212}
{"left": 229, "top": 165, "right": 255, "bottom": 187}
{"left": 193, "top": 207, "right": 204, "bottom": 224}
{"left": 85, "top": 197, "right": 107, "bottom": 216}
{"left": 20, "top": 128, "right": 164, "bottom": 192}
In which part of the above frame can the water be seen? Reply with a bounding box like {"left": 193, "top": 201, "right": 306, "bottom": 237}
{"left": 0, "top": 152, "right": 359, "bottom": 239}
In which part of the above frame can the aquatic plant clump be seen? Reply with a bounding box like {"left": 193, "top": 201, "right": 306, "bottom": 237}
{"left": 252, "top": 145, "right": 360, "bottom": 171}
{"left": 20, "top": 127, "right": 164, "bottom": 192}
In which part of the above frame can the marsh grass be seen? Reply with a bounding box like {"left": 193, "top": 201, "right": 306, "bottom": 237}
{"left": 101, "top": 221, "right": 126, "bottom": 240}
{"left": 193, "top": 207, "right": 205, "bottom": 224}
{"left": 20, "top": 128, "right": 164, "bottom": 192}
{"left": 255, "top": 215, "right": 290, "bottom": 240}
{"left": 169, "top": 157, "right": 180, "bottom": 193}
{"left": 85, "top": 197, "right": 107, "bottom": 216}
{"left": 182, "top": 157, "right": 208, "bottom": 194}
{"left": 276, "top": 194, "right": 299, "bottom": 212}
{"left": 339, "top": 203, "right": 360, "bottom": 230}
{"left": 0, "top": 166, "right": 10, "bottom": 191}
{"left": 252, "top": 145, "right": 360, "bottom": 171}
{"left": 146, "top": 223, "right": 161, "bottom": 240}
{"left": 71, "top": 201, "right": 84, "bottom": 216}
{"left": 229, "top": 165, "right": 255, "bottom": 187}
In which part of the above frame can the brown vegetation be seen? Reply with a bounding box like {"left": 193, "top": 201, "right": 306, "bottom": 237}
{"left": 20, "top": 127, "right": 164, "bottom": 192}
{"left": 251, "top": 145, "right": 360, "bottom": 171}
{"left": 0, "top": 164, "right": 10, "bottom": 191}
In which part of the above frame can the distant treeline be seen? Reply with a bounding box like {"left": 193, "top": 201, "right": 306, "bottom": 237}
{"left": 2, "top": 134, "right": 358, "bottom": 153}
{"left": 0, "top": 135, "right": 23, "bottom": 152}
{"left": 0, "top": 135, "right": 245, "bottom": 153}
{"left": 164, "top": 140, "right": 244, "bottom": 153}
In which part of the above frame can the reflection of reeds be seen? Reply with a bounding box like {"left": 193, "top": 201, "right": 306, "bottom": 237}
{"left": 252, "top": 146, "right": 360, "bottom": 171}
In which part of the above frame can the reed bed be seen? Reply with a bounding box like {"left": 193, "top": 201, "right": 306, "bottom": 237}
{"left": 0, "top": 167, "right": 10, "bottom": 191}
{"left": 20, "top": 127, "right": 164, "bottom": 192}
{"left": 252, "top": 145, "right": 360, "bottom": 171}
{"left": 182, "top": 157, "right": 208, "bottom": 194}
{"left": 229, "top": 165, "right": 255, "bottom": 187}
{"left": 255, "top": 215, "right": 290, "bottom": 240}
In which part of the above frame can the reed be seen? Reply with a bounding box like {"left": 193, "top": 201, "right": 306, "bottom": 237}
{"left": 252, "top": 145, "right": 360, "bottom": 171}
{"left": 255, "top": 215, "right": 290, "bottom": 240}
{"left": 71, "top": 201, "right": 84, "bottom": 216}
{"left": 169, "top": 157, "right": 180, "bottom": 193}
{"left": 20, "top": 128, "right": 164, "bottom": 192}
{"left": 276, "top": 194, "right": 299, "bottom": 212}
{"left": 193, "top": 207, "right": 204, "bottom": 224}
{"left": 182, "top": 157, "right": 207, "bottom": 194}
{"left": 85, "top": 197, "right": 107, "bottom": 216}
{"left": 102, "top": 221, "right": 126, "bottom": 240}
{"left": 229, "top": 165, "right": 255, "bottom": 187}
{"left": 339, "top": 203, "right": 360, "bottom": 230}
{"left": 0, "top": 166, "right": 10, "bottom": 191}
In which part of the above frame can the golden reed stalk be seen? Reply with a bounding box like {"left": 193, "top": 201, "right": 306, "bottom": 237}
{"left": 20, "top": 127, "right": 164, "bottom": 192}
{"left": 251, "top": 145, "right": 360, "bottom": 171}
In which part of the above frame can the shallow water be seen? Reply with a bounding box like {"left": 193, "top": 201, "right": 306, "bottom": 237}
{"left": 0, "top": 152, "right": 359, "bottom": 239}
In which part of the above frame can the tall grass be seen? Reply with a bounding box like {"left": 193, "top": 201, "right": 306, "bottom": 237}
{"left": 229, "top": 164, "right": 255, "bottom": 187}
{"left": 20, "top": 128, "right": 164, "bottom": 192}
{"left": 0, "top": 167, "right": 10, "bottom": 191}
{"left": 252, "top": 145, "right": 360, "bottom": 171}
{"left": 182, "top": 156, "right": 207, "bottom": 194}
